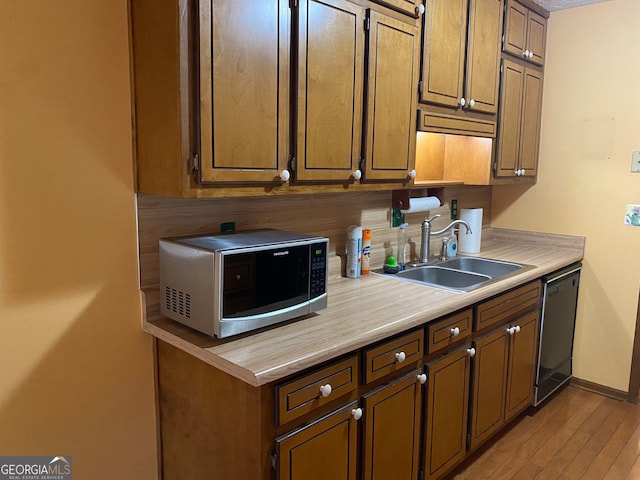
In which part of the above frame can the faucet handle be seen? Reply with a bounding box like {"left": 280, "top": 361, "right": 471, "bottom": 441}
{"left": 425, "top": 214, "right": 441, "bottom": 224}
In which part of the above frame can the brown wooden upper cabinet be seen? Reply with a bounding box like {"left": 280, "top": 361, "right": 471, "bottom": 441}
{"left": 420, "top": 0, "right": 504, "bottom": 116}
{"left": 494, "top": 59, "right": 543, "bottom": 178}
{"left": 363, "top": 10, "right": 420, "bottom": 181}
{"left": 503, "top": 0, "right": 547, "bottom": 66}
{"left": 295, "top": 1, "right": 420, "bottom": 183}
{"left": 131, "top": 0, "right": 422, "bottom": 196}
{"left": 198, "top": 0, "right": 291, "bottom": 184}
{"left": 294, "top": 0, "right": 364, "bottom": 182}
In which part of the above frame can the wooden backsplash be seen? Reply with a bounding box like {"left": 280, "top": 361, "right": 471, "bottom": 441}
{"left": 137, "top": 186, "right": 492, "bottom": 289}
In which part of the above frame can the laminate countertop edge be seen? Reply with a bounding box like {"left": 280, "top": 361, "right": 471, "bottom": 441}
{"left": 142, "top": 228, "right": 585, "bottom": 387}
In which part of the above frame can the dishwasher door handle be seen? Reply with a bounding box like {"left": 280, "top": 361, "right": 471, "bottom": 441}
{"left": 546, "top": 266, "right": 582, "bottom": 284}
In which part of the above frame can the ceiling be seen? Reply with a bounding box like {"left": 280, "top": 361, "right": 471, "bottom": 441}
{"left": 531, "top": 0, "right": 612, "bottom": 11}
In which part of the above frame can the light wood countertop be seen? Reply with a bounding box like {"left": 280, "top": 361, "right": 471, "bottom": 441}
{"left": 143, "top": 228, "right": 584, "bottom": 387}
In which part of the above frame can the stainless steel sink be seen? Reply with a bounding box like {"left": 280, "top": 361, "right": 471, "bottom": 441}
{"left": 374, "top": 256, "right": 528, "bottom": 292}
{"left": 395, "top": 266, "right": 491, "bottom": 292}
{"left": 438, "top": 257, "right": 522, "bottom": 277}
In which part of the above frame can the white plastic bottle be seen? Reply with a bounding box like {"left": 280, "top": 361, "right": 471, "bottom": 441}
{"left": 347, "top": 225, "right": 363, "bottom": 278}
{"left": 397, "top": 223, "right": 408, "bottom": 270}
{"left": 446, "top": 230, "right": 458, "bottom": 258}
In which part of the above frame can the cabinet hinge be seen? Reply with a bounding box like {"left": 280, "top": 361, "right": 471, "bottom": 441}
{"left": 418, "top": 80, "right": 423, "bottom": 95}
{"left": 270, "top": 451, "right": 278, "bottom": 470}
{"left": 289, "top": 156, "right": 296, "bottom": 172}
{"left": 289, "top": 0, "right": 298, "bottom": 8}
{"left": 190, "top": 153, "right": 199, "bottom": 173}
{"left": 364, "top": 17, "right": 370, "bottom": 31}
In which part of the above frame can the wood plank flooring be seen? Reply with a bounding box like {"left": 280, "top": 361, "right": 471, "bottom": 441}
{"left": 447, "top": 386, "right": 640, "bottom": 480}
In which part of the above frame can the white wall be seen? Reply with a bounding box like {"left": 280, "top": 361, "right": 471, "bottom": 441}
{"left": 492, "top": 0, "right": 640, "bottom": 391}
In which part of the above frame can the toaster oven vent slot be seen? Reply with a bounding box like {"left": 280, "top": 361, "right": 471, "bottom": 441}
{"left": 165, "top": 286, "right": 191, "bottom": 319}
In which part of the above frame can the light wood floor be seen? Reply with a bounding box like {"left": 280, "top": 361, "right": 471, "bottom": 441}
{"left": 448, "top": 386, "right": 640, "bottom": 480}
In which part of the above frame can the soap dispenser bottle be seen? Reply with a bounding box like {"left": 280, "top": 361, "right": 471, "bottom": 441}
{"left": 397, "top": 223, "right": 408, "bottom": 270}
{"left": 446, "top": 230, "right": 458, "bottom": 258}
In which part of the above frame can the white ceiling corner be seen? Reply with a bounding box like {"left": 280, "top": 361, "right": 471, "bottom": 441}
{"left": 531, "top": 0, "right": 613, "bottom": 12}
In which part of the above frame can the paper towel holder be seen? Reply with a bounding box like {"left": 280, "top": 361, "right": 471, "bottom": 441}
{"left": 391, "top": 188, "right": 444, "bottom": 210}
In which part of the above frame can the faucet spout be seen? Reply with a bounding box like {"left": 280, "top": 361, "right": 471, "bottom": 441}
{"left": 420, "top": 219, "right": 472, "bottom": 263}
{"left": 431, "top": 219, "right": 472, "bottom": 236}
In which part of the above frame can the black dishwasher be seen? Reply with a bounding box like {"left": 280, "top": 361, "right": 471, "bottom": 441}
{"left": 534, "top": 262, "right": 582, "bottom": 406}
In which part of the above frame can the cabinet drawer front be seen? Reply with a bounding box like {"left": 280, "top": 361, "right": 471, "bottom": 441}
{"left": 276, "top": 355, "right": 359, "bottom": 425}
{"left": 364, "top": 329, "right": 424, "bottom": 384}
{"left": 476, "top": 280, "right": 541, "bottom": 331}
{"left": 426, "top": 309, "right": 472, "bottom": 355}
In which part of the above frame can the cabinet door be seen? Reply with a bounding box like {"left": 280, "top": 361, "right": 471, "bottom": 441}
{"left": 419, "top": 0, "right": 468, "bottom": 108}
{"left": 276, "top": 401, "right": 359, "bottom": 480}
{"left": 465, "top": 0, "right": 503, "bottom": 114}
{"left": 362, "top": 370, "right": 422, "bottom": 480}
{"left": 526, "top": 10, "right": 547, "bottom": 65}
{"left": 502, "top": 0, "right": 528, "bottom": 60}
{"left": 505, "top": 311, "right": 540, "bottom": 421}
{"left": 468, "top": 327, "right": 509, "bottom": 450}
{"left": 295, "top": 0, "right": 364, "bottom": 182}
{"left": 424, "top": 346, "right": 471, "bottom": 480}
{"left": 199, "top": 0, "right": 290, "bottom": 183}
{"left": 518, "top": 67, "right": 543, "bottom": 177}
{"left": 363, "top": 10, "right": 419, "bottom": 181}
{"left": 495, "top": 59, "right": 523, "bottom": 177}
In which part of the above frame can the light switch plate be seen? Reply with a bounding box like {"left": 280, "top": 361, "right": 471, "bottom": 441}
{"left": 632, "top": 151, "right": 640, "bottom": 172}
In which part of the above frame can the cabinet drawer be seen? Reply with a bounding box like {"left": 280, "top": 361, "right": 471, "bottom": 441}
{"left": 363, "top": 329, "right": 424, "bottom": 384}
{"left": 475, "top": 281, "right": 541, "bottom": 331}
{"left": 276, "top": 355, "right": 359, "bottom": 426}
{"left": 426, "top": 309, "right": 472, "bottom": 355}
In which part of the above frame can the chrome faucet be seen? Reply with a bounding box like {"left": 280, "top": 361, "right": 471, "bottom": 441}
{"left": 420, "top": 215, "right": 472, "bottom": 263}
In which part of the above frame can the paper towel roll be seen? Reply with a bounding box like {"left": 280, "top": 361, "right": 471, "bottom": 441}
{"left": 458, "top": 208, "right": 483, "bottom": 253}
{"left": 400, "top": 196, "right": 440, "bottom": 213}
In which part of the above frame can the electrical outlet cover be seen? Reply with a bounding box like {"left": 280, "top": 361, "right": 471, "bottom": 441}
{"left": 632, "top": 151, "right": 640, "bottom": 172}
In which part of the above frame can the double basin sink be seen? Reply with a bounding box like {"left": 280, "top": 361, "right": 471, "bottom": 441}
{"left": 377, "top": 257, "right": 527, "bottom": 292}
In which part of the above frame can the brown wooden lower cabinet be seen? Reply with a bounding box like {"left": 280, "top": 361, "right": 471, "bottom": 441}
{"left": 155, "top": 282, "right": 545, "bottom": 480}
{"left": 424, "top": 345, "right": 472, "bottom": 480}
{"left": 505, "top": 311, "right": 540, "bottom": 421}
{"left": 362, "top": 370, "right": 422, "bottom": 480}
{"left": 469, "top": 326, "right": 510, "bottom": 450}
{"left": 469, "top": 310, "right": 540, "bottom": 451}
{"left": 276, "top": 401, "right": 359, "bottom": 480}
